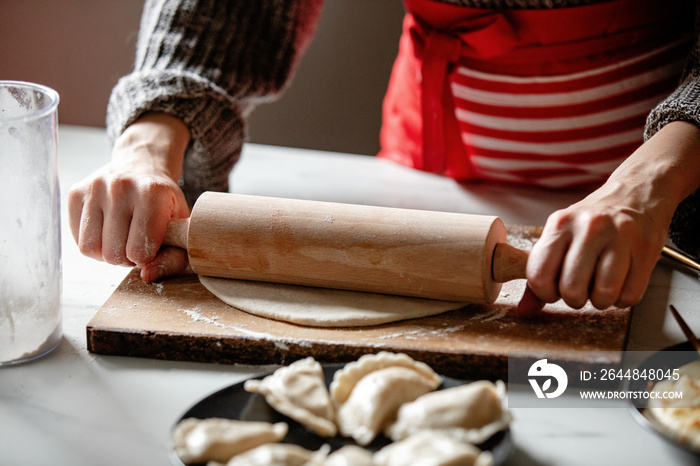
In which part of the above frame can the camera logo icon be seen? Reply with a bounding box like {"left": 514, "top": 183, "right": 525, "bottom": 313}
{"left": 528, "top": 359, "right": 568, "bottom": 399}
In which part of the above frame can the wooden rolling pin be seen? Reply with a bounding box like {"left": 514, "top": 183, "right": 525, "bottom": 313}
{"left": 164, "top": 192, "right": 529, "bottom": 304}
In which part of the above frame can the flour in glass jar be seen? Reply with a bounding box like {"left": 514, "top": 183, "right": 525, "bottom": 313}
{"left": 0, "top": 89, "right": 62, "bottom": 365}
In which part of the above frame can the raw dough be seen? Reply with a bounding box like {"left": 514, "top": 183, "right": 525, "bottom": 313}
{"left": 330, "top": 352, "right": 442, "bottom": 446}
{"left": 225, "top": 443, "right": 324, "bottom": 466}
{"left": 171, "top": 418, "right": 288, "bottom": 464}
{"left": 244, "top": 357, "right": 337, "bottom": 437}
{"left": 335, "top": 366, "right": 441, "bottom": 445}
{"left": 198, "top": 276, "right": 465, "bottom": 327}
{"left": 321, "top": 445, "right": 375, "bottom": 466}
{"left": 374, "top": 431, "right": 493, "bottom": 466}
{"left": 386, "top": 380, "right": 511, "bottom": 444}
{"left": 329, "top": 352, "right": 442, "bottom": 404}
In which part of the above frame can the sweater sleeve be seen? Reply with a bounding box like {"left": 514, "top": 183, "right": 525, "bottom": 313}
{"left": 106, "top": 0, "right": 324, "bottom": 205}
{"left": 644, "top": 8, "right": 700, "bottom": 259}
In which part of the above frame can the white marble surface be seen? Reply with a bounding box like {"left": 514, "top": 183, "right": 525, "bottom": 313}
{"left": 1, "top": 125, "right": 698, "bottom": 465}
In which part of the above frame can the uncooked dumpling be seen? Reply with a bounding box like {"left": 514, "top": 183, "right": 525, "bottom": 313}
{"left": 320, "top": 445, "right": 375, "bottom": 466}
{"left": 330, "top": 353, "right": 442, "bottom": 446}
{"left": 198, "top": 276, "right": 464, "bottom": 327}
{"left": 225, "top": 443, "right": 326, "bottom": 466}
{"left": 244, "top": 357, "right": 337, "bottom": 437}
{"left": 374, "top": 431, "right": 493, "bottom": 466}
{"left": 330, "top": 352, "right": 441, "bottom": 404}
{"left": 172, "top": 418, "right": 288, "bottom": 464}
{"left": 386, "top": 380, "right": 511, "bottom": 444}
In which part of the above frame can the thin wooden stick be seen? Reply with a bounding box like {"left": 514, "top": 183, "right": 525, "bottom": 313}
{"left": 669, "top": 305, "right": 700, "bottom": 356}
{"left": 662, "top": 246, "right": 700, "bottom": 276}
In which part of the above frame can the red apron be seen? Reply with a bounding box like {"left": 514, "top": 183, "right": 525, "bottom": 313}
{"left": 378, "top": 0, "right": 695, "bottom": 188}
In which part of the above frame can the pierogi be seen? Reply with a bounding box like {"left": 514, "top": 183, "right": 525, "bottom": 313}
{"left": 320, "top": 445, "right": 375, "bottom": 466}
{"left": 244, "top": 357, "right": 337, "bottom": 437}
{"left": 225, "top": 443, "right": 326, "bottom": 466}
{"left": 374, "top": 431, "right": 493, "bottom": 466}
{"left": 330, "top": 352, "right": 442, "bottom": 445}
{"left": 173, "top": 352, "right": 511, "bottom": 465}
{"left": 386, "top": 380, "right": 511, "bottom": 444}
{"left": 172, "top": 418, "right": 288, "bottom": 464}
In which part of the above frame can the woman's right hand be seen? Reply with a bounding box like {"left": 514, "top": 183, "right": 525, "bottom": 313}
{"left": 68, "top": 113, "right": 192, "bottom": 282}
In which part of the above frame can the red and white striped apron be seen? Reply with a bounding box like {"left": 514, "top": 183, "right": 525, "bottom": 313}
{"left": 378, "top": 0, "right": 696, "bottom": 188}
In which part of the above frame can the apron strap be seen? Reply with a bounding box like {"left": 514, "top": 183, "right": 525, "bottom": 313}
{"left": 410, "top": 13, "right": 517, "bottom": 172}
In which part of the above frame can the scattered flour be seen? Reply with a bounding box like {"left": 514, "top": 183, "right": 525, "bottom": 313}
{"left": 176, "top": 307, "right": 269, "bottom": 339}
{"left": 508, "top": 236, "right": 535, "bottom": 251}
{"left": 275, "top": 341, "right": 290, "bottom": 351}
{"left": 469, "top": 308, "right": 509, "bottom": 322}
{"left": 429, "top": 325, "right": 465, "bottom": 335}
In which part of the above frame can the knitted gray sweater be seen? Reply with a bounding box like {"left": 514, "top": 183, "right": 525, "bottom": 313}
{"left": 107, "top": 0, "right": 700, "bottom": 257}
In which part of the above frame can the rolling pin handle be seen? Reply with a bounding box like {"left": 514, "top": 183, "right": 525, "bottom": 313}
{"left": 492, "top": 243, "right": 528, "bottom": 283}
{"left": 163, "top": 218, "right": 190, "bottom": 250}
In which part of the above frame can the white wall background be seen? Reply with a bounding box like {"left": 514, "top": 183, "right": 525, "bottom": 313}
{"left": 0, "top": 1, "right": 405, "bottom": 155}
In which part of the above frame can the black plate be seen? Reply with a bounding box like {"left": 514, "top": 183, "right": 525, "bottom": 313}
{"left": 626, "top": 342, "right": 700, "bottom": 457}
{"left": 168, "top": 364, "right": 513, "bottom": 465}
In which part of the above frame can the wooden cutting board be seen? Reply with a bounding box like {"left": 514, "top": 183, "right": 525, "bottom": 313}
{"left": 86, "top": 226, "right": 632, "bottom": 380}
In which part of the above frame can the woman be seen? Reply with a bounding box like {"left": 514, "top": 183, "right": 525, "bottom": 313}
{"left": 68, "top": 0, "right": 700, "bottom": 315}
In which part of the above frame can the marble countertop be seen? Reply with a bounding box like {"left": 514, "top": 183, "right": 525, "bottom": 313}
{"left": 1, "top": 125, "right": 699, "bottom": 465}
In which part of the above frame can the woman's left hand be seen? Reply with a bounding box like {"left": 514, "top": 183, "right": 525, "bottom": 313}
{"left": 519, "top": 188, "right": 667, "bottom": 314}
{"left": 517, "top": 121, "right": 700, "bottom": 316}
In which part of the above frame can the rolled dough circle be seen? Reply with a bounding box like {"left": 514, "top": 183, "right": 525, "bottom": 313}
{"left": 198, "top": 276, "right": 466, "bottom": 327}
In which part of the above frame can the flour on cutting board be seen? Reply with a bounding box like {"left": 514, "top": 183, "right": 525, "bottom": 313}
{"left": 368, "top": 307, "right": 514, "bottom": 342}
{"left": 175, "top": 307, "right": 276, "bottom": 340}
{"left": 176, "top": 306, "right": 313, "bottom": 354}
{"left": 469, "top": 307, "right": 509, "bottom": 322}
{"left": 375, "top": 324, "right": 466, "bottom": 341}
